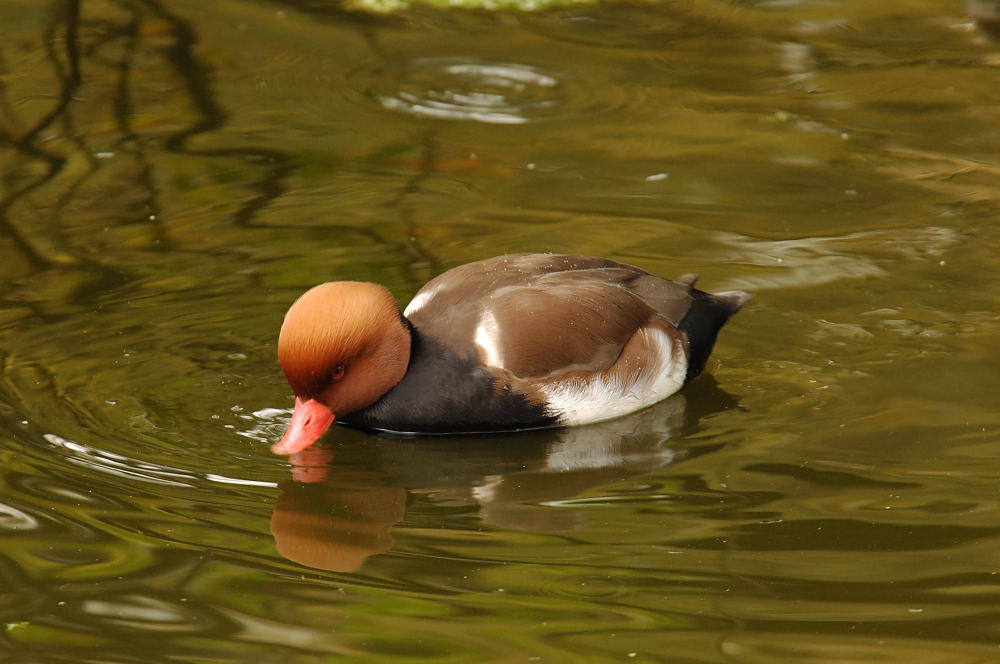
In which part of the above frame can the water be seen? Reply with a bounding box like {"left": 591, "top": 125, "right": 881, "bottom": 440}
{"left": 2, "top": 0, "right": 1000, "bottom": 661}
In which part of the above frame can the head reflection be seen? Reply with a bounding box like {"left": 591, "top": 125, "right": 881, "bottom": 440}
{"left": 271, "top": 450, "right": 406, "bottom": 573}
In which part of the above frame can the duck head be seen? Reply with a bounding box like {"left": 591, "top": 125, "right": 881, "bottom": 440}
{"left": 274, "top": 282, "right": 411, "bottom": 455}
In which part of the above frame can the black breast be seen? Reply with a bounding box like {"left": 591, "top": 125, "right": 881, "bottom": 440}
{"left": 338, "top": 326, "right": 557, "bottom": 435}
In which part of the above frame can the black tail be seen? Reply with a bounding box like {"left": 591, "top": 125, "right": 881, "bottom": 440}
{"left": 677, "top": 288, "right": 751, "bottom": 382}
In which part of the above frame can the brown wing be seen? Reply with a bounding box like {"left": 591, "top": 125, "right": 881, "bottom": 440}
{"left": 476, "top": 280, "right": 657, "bottom": 379}
{"left": 406, "top": 254, "right": 700, "bottom": 380}
{"left": 407, "top": 254, "right": 626, "bottom": 307}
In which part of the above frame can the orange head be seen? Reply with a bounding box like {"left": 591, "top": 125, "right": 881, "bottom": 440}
{"left": 273, "top": 282, "right": 411, "bottom": 454}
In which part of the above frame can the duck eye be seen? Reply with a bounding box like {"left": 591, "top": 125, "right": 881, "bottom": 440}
{"left": 331, "top": 364, "right": 346, "bottom": 381}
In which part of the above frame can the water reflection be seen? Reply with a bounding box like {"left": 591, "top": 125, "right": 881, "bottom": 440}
{"left": 969, "top": 0, "right": 1000, "bottom": 41}
{"left": 271, "top": 380, "right": 737, "bottom": 572}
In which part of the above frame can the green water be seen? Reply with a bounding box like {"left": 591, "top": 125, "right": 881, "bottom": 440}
{"left": 2, "top": 0, "right": 1000, "bottom": 661}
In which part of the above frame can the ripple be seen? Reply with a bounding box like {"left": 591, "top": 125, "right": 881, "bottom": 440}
{"left": 523, "top": 6, "right": 710, "bottom": 50}
{"left": 64, "top": 594, "right": 230, "bottom": 635}
{"left": 0, "top": 502, "right": 39, "bottom": 531}
{"left": 369, "top": 57, "right": 565, "bottom": 125}
{"left": 40, "top": 432, "right": 276, "bottom": 490}
{"left": 43, "top": 433, "right": 196, "bottom": 487}
{"left": 230, "top": 406, "right": 291, "bottom": 444}
{"left": 707, "top": 226, "right": 961, "bottom": 292}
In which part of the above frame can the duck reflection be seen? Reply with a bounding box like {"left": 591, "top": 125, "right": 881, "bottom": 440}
{"left": 970, "top": 0, "right": 1000, "bottom": 41}
{"left": 270, "top": 378, "right": 737, "bottom": 572}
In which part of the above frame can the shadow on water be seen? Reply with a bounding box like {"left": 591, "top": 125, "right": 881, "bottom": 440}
{"left": 271, "top": 377, "right": 739, "bottom": 572}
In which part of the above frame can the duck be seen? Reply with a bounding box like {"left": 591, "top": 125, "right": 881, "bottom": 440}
{"left": 273, "top": 253, "right": 750, "bottom": 455}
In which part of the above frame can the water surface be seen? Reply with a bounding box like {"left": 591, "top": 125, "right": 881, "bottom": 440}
{"left": 2, "top": 0, "right": 1000, "bottom": 661}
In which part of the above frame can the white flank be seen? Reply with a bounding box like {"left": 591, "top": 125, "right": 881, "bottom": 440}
{"left": 403, "top": 284, "right": 442, "bottom": 316}
{"left": 473, "top": 310, "right": 504, "bottom": 368}
{"left": 539, "top": 326, "right": 687, "bottom": 426}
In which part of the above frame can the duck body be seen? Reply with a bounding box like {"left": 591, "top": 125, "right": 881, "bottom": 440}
{"left": 274, "top": 253, "right": 750, "bottom": 454}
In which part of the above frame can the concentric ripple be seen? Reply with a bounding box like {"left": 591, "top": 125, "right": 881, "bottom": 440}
{"left": 372, "top": 57, "right": 565, "bottom": 124}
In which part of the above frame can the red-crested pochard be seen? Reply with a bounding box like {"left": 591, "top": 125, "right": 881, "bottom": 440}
{"left": 273, "top": 253, "right": 750, "bottom": 455}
